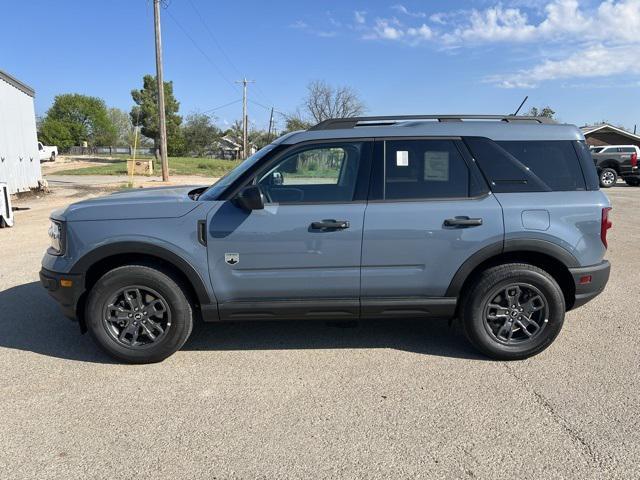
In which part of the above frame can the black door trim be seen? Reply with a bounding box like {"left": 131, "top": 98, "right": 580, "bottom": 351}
{"left": 211, "top": 297, "right": 457, "bottom": 322}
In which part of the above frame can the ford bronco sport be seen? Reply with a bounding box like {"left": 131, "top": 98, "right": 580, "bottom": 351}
{"left": 41, "top": 115, "right": 612, "bottom": 363}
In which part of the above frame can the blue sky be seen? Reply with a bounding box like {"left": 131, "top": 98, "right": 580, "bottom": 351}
{"left": 2, "top": 0, "right": 639, "bottom": 132}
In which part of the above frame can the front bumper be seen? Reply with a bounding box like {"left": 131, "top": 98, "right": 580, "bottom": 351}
{"left": 39, "top": 267, "right": 85, "bottom": 321}
{"left": 568, "top": 260, "right": 610, "bottom": 310}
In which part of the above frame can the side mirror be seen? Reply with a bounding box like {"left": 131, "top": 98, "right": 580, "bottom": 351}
{"left": 234, "top": 185, "right": 265, "bottom": 211}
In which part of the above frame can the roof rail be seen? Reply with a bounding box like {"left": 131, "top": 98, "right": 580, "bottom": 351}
{"left": 308, "top": 115, "right": 557, "bottom": 130}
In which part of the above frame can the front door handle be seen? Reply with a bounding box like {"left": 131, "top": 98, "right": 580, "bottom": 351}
{"left": 310, "top": 219, "right": 350, "bottom": 230}
{"left": 444, "top": 216, "right": 483, "bottom": 227}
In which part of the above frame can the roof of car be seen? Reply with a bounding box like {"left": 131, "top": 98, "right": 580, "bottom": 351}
{"left": 277, "top": 115, "right": 584, "bottom": 144}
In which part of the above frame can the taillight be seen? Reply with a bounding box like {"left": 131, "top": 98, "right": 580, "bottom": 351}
{"left": 601, "top": 207, "right": 612, "bottom": 248}
{"left": 631, "top": 152, "right": 638, "bottom": 168}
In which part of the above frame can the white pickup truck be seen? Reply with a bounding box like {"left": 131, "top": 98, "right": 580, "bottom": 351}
{"left": 38, "top": 141, "right": 58, "bottom": 162}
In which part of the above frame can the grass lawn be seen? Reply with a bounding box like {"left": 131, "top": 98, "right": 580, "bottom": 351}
{"left": 55, "top": 156, "right": 241, "bottom": 177}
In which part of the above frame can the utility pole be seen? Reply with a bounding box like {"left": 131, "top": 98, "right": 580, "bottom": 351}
{"left": 236, "top": 78, "right": 255, "bottom": 158}
{"left": 153, "top": 0, "right": 169, "bottom": 181}
{"left": 268, "top": 106, "right": 274, "bottom": 142}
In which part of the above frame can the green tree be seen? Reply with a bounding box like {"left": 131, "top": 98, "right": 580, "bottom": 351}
{"left": 39, "top": 94, "right": 116, "bottom": 149}
{"left": 130, "top": 75, "right": 183, "bottom": 156}
{"left": 283, "top": 111, "right": 313, "bottom": 133}
{"left": 527, "top": 106, "right": 556, "bottom": 119}
{"left": 182, "top": 113, "right": 221, "bottom": 157}
{"left": 108, "top": 108, "right": 134, "bottom": 147}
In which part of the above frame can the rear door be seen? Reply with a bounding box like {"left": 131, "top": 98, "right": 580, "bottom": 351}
{"left": 360, "top": 138, "right": 504, "bottom": 317}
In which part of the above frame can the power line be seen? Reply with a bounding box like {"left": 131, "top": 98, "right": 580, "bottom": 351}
{"left": 165, "top": 9, "right": 239, "bottom": 94}
{"left": 202, "top": 98, "right": 242, "bottom": 114}
{"left": 185, "top": 0, "right": 275, "bottom": 107}
{"left": 186, "top": 0, "right": 242, "bottom": 78}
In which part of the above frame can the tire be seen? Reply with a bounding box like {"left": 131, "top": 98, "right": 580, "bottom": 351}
{"left": 85, "top": 265, "right": 193, "bottom": 364}
{"left": 50, "top": 152, "right": 56, "bottom": 162}
{"left": 625, "top": 178, "right": 640, "bottom": 187}
{"left": 461, "top": 263, "right": 565, "bottom": 360}
{"left": 599, "top": 168, "right": 617, "bottom": 188}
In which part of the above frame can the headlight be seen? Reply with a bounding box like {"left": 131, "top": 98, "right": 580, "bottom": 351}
{"left": 48, "top": 220, "right": 65, "bottom": 255}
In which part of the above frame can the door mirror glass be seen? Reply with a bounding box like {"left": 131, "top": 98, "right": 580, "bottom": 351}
{"left": 234, "top": 185, "right": 265, "bottom": 210}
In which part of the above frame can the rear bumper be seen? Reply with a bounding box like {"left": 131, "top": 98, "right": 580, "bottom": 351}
{"left": 568, "top": 260, "right": 610, "bottom": 310}
{"left": 620, "top": 165, "right": 639, "bottom": 178}
{"left": 39, "top": 267, "right": 85, "bottom": 321}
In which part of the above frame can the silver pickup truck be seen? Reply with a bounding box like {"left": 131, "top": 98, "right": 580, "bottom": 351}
{"left": 590, "top": 145, "right": 639, "bottom": 187}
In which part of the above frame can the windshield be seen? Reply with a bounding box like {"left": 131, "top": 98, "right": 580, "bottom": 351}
{"left": 199, "top": 144, "right": 277, "bottom": 200}
{"left": 590, "top": 147, "right": 604, "bottom": 153}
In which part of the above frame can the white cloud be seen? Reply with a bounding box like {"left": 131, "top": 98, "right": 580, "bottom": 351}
{"left": 441, "top": 0, "right": 640, "bottom": 46}
{"left": 290, "top": 20, "right": 308, "bottom": 30}
{"left": 392, "top": 4, "right": 427, "bottom": 18}
{"left": 372, "top": 19, "right": 405, "bottom": 40}
{"left": 297, "top": 1, "right": 640, "bottom": 87}
{"left": 489, "top": 44, "right": 640, "bottom": 88}
{"left": 407, "top": 24, "right": 433, "bottom": 40}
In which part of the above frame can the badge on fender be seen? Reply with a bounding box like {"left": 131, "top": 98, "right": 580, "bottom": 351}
{"left": 225, "top": 253, "right": 239, "bottom": 265}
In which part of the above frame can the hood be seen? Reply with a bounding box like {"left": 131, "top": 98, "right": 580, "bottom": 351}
{"left": 51, "top": 185, "right": 206, "bottom": 222}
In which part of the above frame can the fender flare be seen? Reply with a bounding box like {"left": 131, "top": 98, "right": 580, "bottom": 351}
{"left": 70, "top": 241, "right": 212, "bottom": 305}
{"left": 445, "top": 239, "right": 579, "bottom": 297}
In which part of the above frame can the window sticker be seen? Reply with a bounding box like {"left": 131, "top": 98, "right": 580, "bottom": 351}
{"left": 396, "top": 150, "right": 409, "bottom": 167}
{"left": 424, "top": 151, "right": 449, "bottom": 181}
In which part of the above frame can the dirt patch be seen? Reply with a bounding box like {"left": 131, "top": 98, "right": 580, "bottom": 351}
{"left": 40, "top": 155, "right": 121, "bottom": 174}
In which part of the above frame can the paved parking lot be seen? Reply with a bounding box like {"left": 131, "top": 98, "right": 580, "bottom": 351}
{"left": 1, "top": 183, "right": 638, "bottom": 479}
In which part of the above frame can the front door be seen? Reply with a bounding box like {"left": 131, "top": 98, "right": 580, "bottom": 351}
{"left": 206, "top": 141, "right": 372, "bottom": 320}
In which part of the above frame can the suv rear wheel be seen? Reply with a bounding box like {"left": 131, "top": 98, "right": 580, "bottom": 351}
{"left": 625, "top": 178, "right": 640, "bottom": 187}
{"left": 85, "top": 265, "right": 193, "bottom": 363}
{"left": 461, "top": 263, "right": 565, "bottom": 360}
{"left": 599, "top": 168, "right": 617, "bottom": 188}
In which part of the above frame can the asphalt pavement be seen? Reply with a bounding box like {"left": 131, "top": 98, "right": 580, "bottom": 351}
{"left": 0, "top": 183, "right": 638, "bottom": 479}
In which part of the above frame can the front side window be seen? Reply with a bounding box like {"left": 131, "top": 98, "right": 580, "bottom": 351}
{"left": 383, "top": 139, "right": 470, "bottom": 199}
{"left": 258, "top": 143, "right": 362, "bottom": 203}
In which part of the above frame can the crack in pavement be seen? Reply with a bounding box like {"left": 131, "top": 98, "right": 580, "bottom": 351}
{"left": 503, "top": 364, "right": 613, "bottom": 474}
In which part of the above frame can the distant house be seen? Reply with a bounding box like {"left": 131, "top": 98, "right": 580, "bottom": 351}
{"left": 581, "top": 124, "right": 640, "bottom": 148}
{"left": 209, "top": 136, "right": 256, "bottom": 160}
{"left": 0, "top": 70, "right": 42, "bottom": 194}
{"left": 215, "top": 136, "right": 241, "bottom": 160}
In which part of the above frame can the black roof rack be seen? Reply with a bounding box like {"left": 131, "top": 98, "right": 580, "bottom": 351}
{"left": 309, "top": 115, "right": 557, "bottom": 131}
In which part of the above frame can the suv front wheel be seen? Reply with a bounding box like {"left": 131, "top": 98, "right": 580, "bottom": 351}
{"left": 86, "top": 265, "right": 193, "bottom": 363}
{"left": 461, "top": 263, "right": 565, "bottom": 360}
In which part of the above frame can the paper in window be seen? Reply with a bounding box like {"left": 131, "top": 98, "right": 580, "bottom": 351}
{"left": 396, "top": 151, "right": 409, "bottom": 167}
{"left": 424, "top": 151, "right": 449, "bottom": 182}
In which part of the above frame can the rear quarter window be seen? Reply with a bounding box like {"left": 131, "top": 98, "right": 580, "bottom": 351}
{"left": 497, "top": 141, "right": 586, "bottom": 191}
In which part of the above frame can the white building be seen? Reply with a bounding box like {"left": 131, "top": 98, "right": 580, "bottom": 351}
{"left": 0, "top": 70, "right": 42, "bottom": 194}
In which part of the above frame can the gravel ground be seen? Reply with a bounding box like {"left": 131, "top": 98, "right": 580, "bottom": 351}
{"left": 0, "top": 183, "right": 638, "bottom": 479}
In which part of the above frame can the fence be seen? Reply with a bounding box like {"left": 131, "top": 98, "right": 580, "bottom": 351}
{"left": 68, "top": 146, "right": 155, "bottom": 156}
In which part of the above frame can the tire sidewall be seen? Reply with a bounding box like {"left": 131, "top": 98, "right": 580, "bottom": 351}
{"left": 86, "top": 266, "right": 192, "bottom": 363}
{"left": 464, "top": 266, "right": 565, "bottom": 360}
{"left": 599, "top": 168, "right": 617, "bottom": 188}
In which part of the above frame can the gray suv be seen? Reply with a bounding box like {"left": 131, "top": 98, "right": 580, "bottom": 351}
{"left": 40, "top": 115, "right": 612, "bottom": 363}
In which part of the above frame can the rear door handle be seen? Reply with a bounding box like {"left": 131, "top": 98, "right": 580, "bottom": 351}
{"left": 444, "top": 216, "right": 483, "bottom": 227}
{"left": 311, "top": 219, "right": 350, "bottom": 230}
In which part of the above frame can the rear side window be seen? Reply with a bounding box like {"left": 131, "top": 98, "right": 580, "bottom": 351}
{"left": 383, "top": 139, "right": 470, "bottom": 199}
{"left": 497, "top": 141, "right": 586, "bottom": 191}
{"left": 620, "top": 147, "right": 636, "bottom": 153}
{"left": 464, "top": 137, "right": 587, "bottom": 192}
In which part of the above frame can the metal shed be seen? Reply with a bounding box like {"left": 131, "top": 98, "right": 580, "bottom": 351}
{"left": 0, "top": 69, "right": 42, "bottom": 194}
